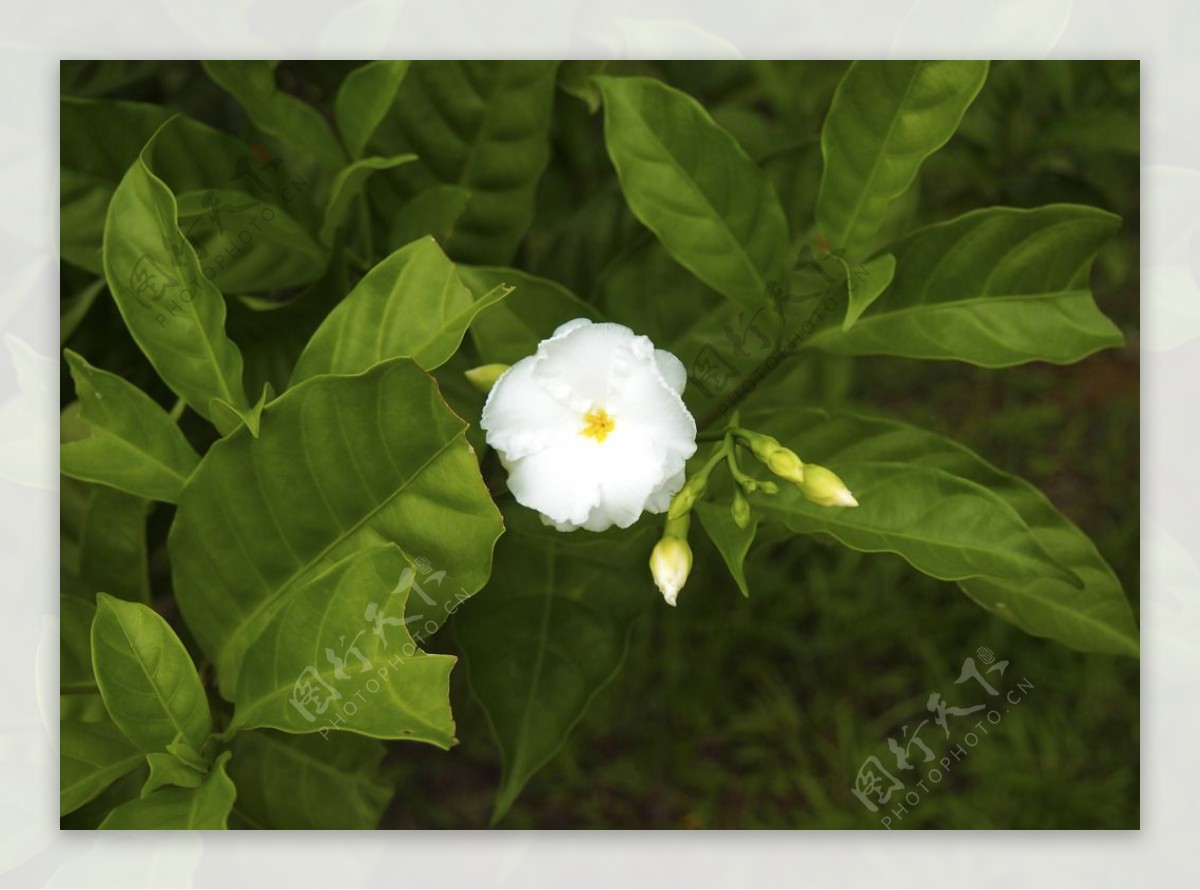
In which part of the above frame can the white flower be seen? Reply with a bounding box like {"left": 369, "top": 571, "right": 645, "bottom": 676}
{"left": 480, "top": 318, "right": 697, "bottom": 532}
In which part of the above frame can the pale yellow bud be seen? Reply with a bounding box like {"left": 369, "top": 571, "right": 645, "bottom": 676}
{"left": 464, "top": 363, "right": 510, "bottom": 394}
{"left": 800, "top": 464, "right": 858, "bottom": 507}
{"left": 650, "top": 535, "right": 693, "bottom": 607}
{"left": 731, "top": 489, "right": 751, "bottom": 529}
{"left": 765, "top": 447, "right": 805, "bottom": 485}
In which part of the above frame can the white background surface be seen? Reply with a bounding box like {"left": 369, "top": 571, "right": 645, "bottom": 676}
{"left": 0, "top": 0, "right": 1194, "bottom": 885}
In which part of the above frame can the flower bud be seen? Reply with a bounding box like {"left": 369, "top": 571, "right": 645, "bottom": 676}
{"left": 740, "top": 431, "right": 805, "bottom": 484}
{"left": 464, "top": 363, "right": 510, "bottom": 394}
{"left": 667, "top": 473, "right": 707, "bottom": 519}
{"left": 650, "top": 535, "right": 693, "bottom": 606}
{"left": 765, "top": 447, "right": 805, "bottom": 485}
{"left": 758, "top": 480, "right": 780, "bottom": 495}
{"left": 799, "top": 464, "right": 858, "bottom": 507}
{"left": 731, "top": 489, "right": 751, "bottom": 529}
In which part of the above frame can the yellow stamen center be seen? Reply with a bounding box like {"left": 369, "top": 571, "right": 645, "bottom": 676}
{"left": 580, "top": 408, "right": 615, "bottom": 443}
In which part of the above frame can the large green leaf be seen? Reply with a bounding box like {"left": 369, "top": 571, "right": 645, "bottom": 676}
{"left": 79, "top": 487, "right": 151, "bottom": 604}
{"left": 335, "top": 61, "right": 411, "bottom": 160}
{"left": 90, "top": 594, "right": 212, "bottom": 753}
{"left": 461, "top": 266, "right": 599, "bottom": 365}
{"left": 372, "top": 61, "right": 558, "bottom": 264}
{"left": 816, "top": 60, "right": 989, "bottom": 253}
{"left": 291, "top": 236, "right": 510, "bottom": 383}
{"left": 319, "top": 154, "right": 417, "bottom": 247}
{"left": 526, "top": 185, "right": 643, "bottom": 301}
{"left": 807, "top": 205, "right": 1124, "bottom": 366}
{"left": 101, "top": 121, "right": 250, "bottom": 424}
{"left": 61, "top": 596, "right": 96, "bottom": 687}
{"left": 742, "top": 407, "right": 1138, "bottom": 655}
{"left": 60, "top": 718, "right": 143, "bottom": 815}
{"left": 232, "top": 544, "right": 456, "bottom": 745}
{"left": 455, "top": 508, "right": 654, "bottom": 823}
{"left": 174, "top": 187, "right": 326, "bottom": 294}
{"left": 203, "top": 61, "right": 345, "bottom": 170}
{"left": 170, "top": 358, "right": 504, "bottom": 698}
{"left": 99, "top": 751, "right": 236, "bottom": 829}
{"left": 60, "top": 350, "right": 199, "bottom": 503}
{"left": 228, "top": 729, "right": 392, "bottom": 829}
{"left": 596, "top": 75, "right": 790, "bottom": 312}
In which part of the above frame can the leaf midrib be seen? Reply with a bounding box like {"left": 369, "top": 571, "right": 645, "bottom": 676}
{"left": 616, "top": 88, "right": 769, "bottom": 301}
{"left": 108, "top": 606, "right": 198, "bottom": 749}
{"left": 824, "top": 62, "right": 924, "bottom": 249}
{"left": 803, "top": 288, "right": 1095, "bottom": 349}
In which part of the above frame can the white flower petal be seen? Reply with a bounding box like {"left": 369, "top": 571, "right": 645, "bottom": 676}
{"left": 654, "top": 348, "right": 688, "bottom": 395}
{"left": 533, "top": 320, "right": 654, "bottom": 411}
{"left": 479, "top": 317, "right": 698, "bottom": 533}
{"left": 480, "top": 356, "right": 577, "bottom": 461}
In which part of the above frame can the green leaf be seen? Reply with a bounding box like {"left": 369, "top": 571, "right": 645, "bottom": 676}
{"left": 750, "top": 463, "right": 1077, "bottom": 589}
{"left": 170, "top": 358, "right": 504, "bottom": 698}
{"left": 455, "top": 509, "right": 653, "bottom": 823}
{"left": 742, "top": 407, "right": 1137, "bottom": 655}
{"left": 807, "top": 205, "right": 1124, "bottom": 366}
{"left": 387, "top": 184, "right": 472, "bottom": 253}
{"left": 142, "top": 751, "right": 206, "bottom": 797}
{"left": 816, "top": 60, "right": 988, "bottom": 253}
{"left": 91, "top": 594, "right": 212, "bottom": 753}
{"left": 60, "top": 718, "right": 143, "bottom": 815}
{"left": 461, "top": 266, "right": 599, "bottom": 365}
{"left": 227, "top": 729, "right": 391, "bottom": 829}
{"left": 842, "top": 253, "right": 897, "bottom": 330}
{"left": 557, "top": 60, "right": 608, "bottom": 112}
{"left": 319, "top": 154, "right": 417, "bottom": 247}
{"left": 61, "top": 98, "right": 319, "bottom": 275}
{"left": 526, "top": 184, "right": 642, "bottom": 300}
{"left": 79, "top": 487, "right": 151, "bottom": 604}
{"left": 210, "top": 382, "right": 273, "bottom": 439}
{"left": 232, "top": 545, "right": 456, "bottom": 745}
{"left": 595, "top": 75, "right": 790, "bottom": 312}
{"left": 596, "top": 237, "right": 725, "bottom": 354}
{"left": 335, "top": 61, "right": 411, "bottom": 159}
{"left": 203, "top": 61, "right": 345, "bottom": 169}
{"left": 60, "top": 350, "right": 200, "bottom": 503}
{"left": 226, "top": 254, "right": 350, "bottom": 397}
{"left": 99, "top": 751, "right": 236, "bottom": 829}
{"left": 695, "top": 499, "right": 759, "bottom": 598}
{"left": 62, "top": 278, "right": 106, "bottom": 345}
{"left": 372, "top": 61, "right": 559, "bottom": 264}
{"left": 61, "top": 596, "right": 96, "bottom": 687}
{"left": 101, "top": 120, "right": 250, "bottom": 424}
{"left": 62, "top": 98, "right": 233, "bottom": 275}
{"left": 291, "top": 236, "right": 511, "bottom": 383}
{"left": 174, "top": 188, "right": 326, "bottom": 294}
